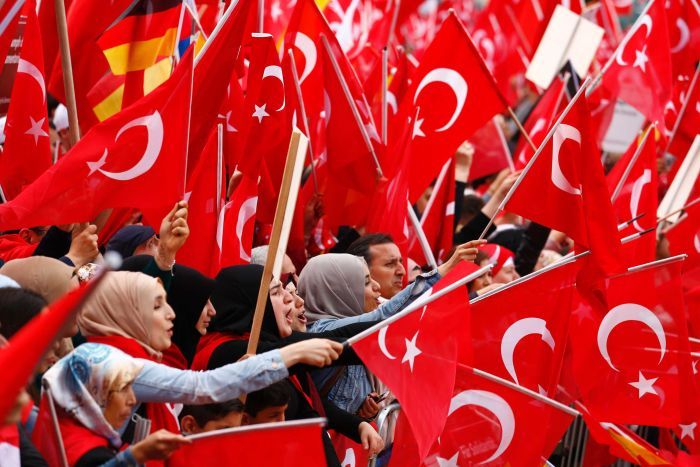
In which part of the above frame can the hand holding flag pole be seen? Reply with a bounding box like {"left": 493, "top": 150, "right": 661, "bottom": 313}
{"left": 477, "top": 77, "right": 592, "bottom": 240}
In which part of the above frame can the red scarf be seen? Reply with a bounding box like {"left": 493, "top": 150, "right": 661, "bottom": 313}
{"left": 87, "top": 336, "right": 180, "bottom": 467}
{"left": 160, "top": 345, "right": 188, "bottom": 370}
{"left": 190, "top": 332, "right": 248, "bottom": 371}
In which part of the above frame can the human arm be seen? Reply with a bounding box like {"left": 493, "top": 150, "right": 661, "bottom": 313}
{"left": 514, "top": 222, "right": 550, "bottom": 276}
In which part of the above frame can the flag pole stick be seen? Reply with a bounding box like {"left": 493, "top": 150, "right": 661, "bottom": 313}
{"left": 183, "top": 51, "right": 195, "bottom": 195}
{"left": 477, "top": 78, "right": 592, "bottom": 240}
{"left": 657, "top": 197, "right": 699, "bottom": 228}
{"left": 471, "top": 367, "right": 580, "bottom": 417}
{"left": 247, "top": 130, "right": 308, "bottom": 354}
{"left": 194, "top": 0, "right": 240, "bottom": 66}
{"left": 610, "top": 121, "right": 656, "bottom": 202}
{"left": 344, "top": 264, "right": 493, "bottom": 347}
{"left": 387, "top": 0, "right": 401, "bottom": 44}
{"left": 618, "top": 213, "right": 645, "bottom": 231}
{"left": 54, "top": 0, "right": 80, "bottom": 145}
{"left": 407, "top": 159, "right": 451, "bottom": 252}
{"left": 381, "top": 47, "right": 388, "bottom": 146}
{"left": 320, "top": 35, "right": 384, "bottom": 179}
{"left": 626, "top": 253, "right": 687, "bottom": 273}
{"left": 216, "top": 123, "right": 223, "bottom": 212}
{"left": 406, "top": 199, "right": 438, "bottom": 269}
{"left": 287, "top": 49, "right": 319, "bottom": 193}
{"left": 506, "top": 108, "right": 536, "bottom": 154}
{"left": 495, "top": 116, "right": 516, "bottom": 172}
{"left": 663, "top": 63, "right": 700, "bottom": 155}
{"left": 586, "top": 0, "right": 657, "bottom": 97}
{"left": 257, "top": 0, "right": 264, "bottom": 33}
{"left": 182, "top": 1, "right": 209, "bottom": 40}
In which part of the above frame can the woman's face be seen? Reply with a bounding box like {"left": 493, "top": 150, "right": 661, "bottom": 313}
{"left": 363, "top": 264, "right": 382, "bottom": 312}
{"left": 270, "top": 279, "right": 294, "bottom": 338}
{"left": 103, "top": 382, "right": 137, "bottom": 429}
{"left": 147, "top": 285, "right": 176, "bottom": 351}
{"left": 470, "top": 259, "right": 493, "bottom": 291}
{"left": 285, "top": 281, "right": 307, "bottom": 332}
{"left": 196, "top": 300, "right": 217, "bottom": 336}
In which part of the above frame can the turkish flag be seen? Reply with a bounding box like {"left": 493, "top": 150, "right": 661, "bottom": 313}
{"left": 237, "top": 33, "right": 292, "bottom": 225}
{"left": 177, "top": 128, "right": 223, "bottom": 278}
{"left": 391, "top": 365, "right": 575, "bottom": 466}
{"left": 166, "top": 419, "right": 326, "bottom": 467}
{"left": 666, "top": 201, "right": 700, "bottom": 287}
{"left": 513, "top": 76, "right": 567, "bottom": 170}
{"left": 219, "top": 174, "right": 258, "bottom": 267}
{"left": 394, "top": 12, "right": 508, "bottom": 201}
{"left": 0, "top": 0, "right": 24, "bottom": 73}
{"left": 0, "top": 0, "right": 52, "bottom": 201}
{"left": 470, "top": 261, "right": 578, "bottom": 397}
{"left": 351, "top": 261, "right": 475, "bottom": 458}
{"left": 408, "top": 158, "right": 456, "bottom": 265}
{"left": 571, "top": 259, "right": 695, "bottom": 427}
{"left": 505, "top": 97, "right": 624, "bottom": 275}
{"left": 601, "top": 0, "right": 673, "bottom": 130}
{"left": 0, "top": 50, "right": 193, "bottom": 230}
{"left": 666, "top": 0, "right": 700, "bottom": 79}
{"left": 467, "top": 117, "right": 512, "bottom": 181}
{"left": 0, "top": 277, "right": 101, "bottom": 423}
{"left": 606, "top": 132, "right": 659, "bottom": 264}
{"left": 218, "top": 71, "right": 246, "bottom": 176}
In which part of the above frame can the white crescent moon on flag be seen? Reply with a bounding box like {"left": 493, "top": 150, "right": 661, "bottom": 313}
{"left": 500, "top": 317, "right": 555, "bottom": 385}
{"left": 98, "top": 112, "right": 164, "bottom": 181}
{"left": 597, "top": 303, "right": 667, "bottom": 372}
{"left": 670, "top": 18, "right": 689, "bottom": 53}
{"left": 216, "top": 201, "right": 231, "bottom": 251}
{"left": 17, "top": 59, "right": 45, "bottom": 102}
{"left": 236, "top": 196, "right": 258, "bottom": 262}
{"left": 413, "top": 68, "right": 468, "bottom": 132}
{"left": 449, "top": 390, "right": 515, "bottom": 464}
{"left": 387, "top": 91, "right": 398, "bottom": 115}
{"left": 378, "top": 326, "right": 397, "bottom": 360}
{"left": 551, "top": 124, "right": 582, "bottom": 195}
{"left": 518, "top": 118, "right": 546, "bottom": 165}
{"left": 340, "top": 448, "right": 356, "bottom": 467}
{"left": 630, "top": 169, "right": 652, "bottom": 232}
{"left": 294, "top": 33, "right": 317, "bottom": 84}
{"left": 616, "top": 14, "right": 652, "bottom": 66}
{"left": 694, "top": 233, "right": 700, "bottom": 253}
{"left": 262, "top": 65, "right": 286, "bottom": 111}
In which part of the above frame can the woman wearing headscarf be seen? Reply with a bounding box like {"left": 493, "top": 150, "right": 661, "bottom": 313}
{"left": 0, "top": 256, "right": 78, "bottom": 304}
{"left": 192, "top": 265, "right": 385, "bottom": 466}
{"left": 40, "top": 343, "right": 190, "bottom": 466}
{"left": 48, "top": 270, "right": 341, "bottom": 466}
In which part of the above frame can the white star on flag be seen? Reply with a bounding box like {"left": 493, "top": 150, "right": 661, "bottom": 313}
{"left": 252, "top": 104, "right": 270, "bottom": 123}
{"left": 25, "top": 116, "right": 48, "bottom": 145}
{"left": 402, "top": 331, "right": 422, "bottom": 372}
{"left": 633, "top": 45, "right": 649, "bottom": 72}
{"left": 679, "top": 422, "right": 697, "bottom": 440}
{"left": 412, "top": 117, "right": 425, "bottom": 139}
{"left": 692, "top": 360, "right": 698, "bottom": 375}
{"left": 436, "top": 452, "right": 459, "bottom": 467}
{"left": 628, "top": 371, "right": 658, "bottom": 398}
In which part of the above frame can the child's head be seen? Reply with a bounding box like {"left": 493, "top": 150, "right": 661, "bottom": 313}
{"left": 179, "top": 399, "right": 245, "bottom": 434}
{"left": 243, "top": 381, "right": 292, "bottom": 425}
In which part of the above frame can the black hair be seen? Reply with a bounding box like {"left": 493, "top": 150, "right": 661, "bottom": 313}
{"left": 0, "top": 287, "right": 47, "bottom": 339}
{"left": 244, "top": 381, "right": 292, "bottom": 417}
{"left": 179, "top": 399, "right": 245, "bottom": 426}
{"left": 346, "top": 233, "right": 395, "bottom": 264}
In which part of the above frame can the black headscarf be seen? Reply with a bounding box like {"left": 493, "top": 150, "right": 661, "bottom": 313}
{"left": 208, "top": 264, "right": 281, "bottom": 340}
{"left": 120, "top": 255, "right": 215, "bottom": 364}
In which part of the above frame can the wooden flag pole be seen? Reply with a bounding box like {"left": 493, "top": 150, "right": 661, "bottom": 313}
{"left": 287, "top": 49, "right": 319, "bottom": 193}
{"left": 610, "top": 121, "right": 656, "bottom": 202}
{"left": 406, "top": 199, "right": 438, "bottom": 269}
{"left": 407, "top": 159, "right": 451, "bottom": 252}
{"left": 586, "top": 0, "right": 657, "bottom": 97}
{"left": 320, "top": 35, "right": 384, "bottom": 179}
{"left": 507, "top": 106, "right": 537, "bottom": 153}
{"left": 247, "top": 130, "right": 308, "bottom": 354}
{"left": 54, "top": 0, "right": 80, "bottom": 145}
{"left": 477, "top": 77, "right": 592, "bottom": 240}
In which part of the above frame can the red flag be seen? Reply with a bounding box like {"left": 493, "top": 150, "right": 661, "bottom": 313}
{"left": 468, "top": 117, "right": 513, "bottom": 181}
{"left": 391, "top": 365, "right": 575, "bottom": 466}
{"left": 666, "top": 200, "right": 700, "bottom": 278}
{"left": 351, "top": 262, "right": 476, "bottom": 458}
{"left": 0, "top": 0, "right": 52, "bottom": 201}
{"left": 219, "top": 174, "right": 258, "bottom": 267}
{"left": 470, "top": 261, "right": 577, "bottom": 396}
{"left": 505, "top": 97, "right": 624, "bottom": 275}
{"left": 0, "top": 277, "right": 102, "bottom": 423}
{"left": 666, "top": 0, "right": 700, "bottom": 79}
{"left": 166, "top": 419, "right": 326, "bottom": 467}
{"left": 0, "top": 0, "right": 27, "bottom": 80}
{"left": 0, "top": 50, "right": 193, "bottom": 230}
{"left": 177, "top": 128, "right": 223, "bottom": 277}
{"left": 601, "top": 0, "right": 673, "bottom": 130}
{"left": 606, "top": 131, "right": 659, "bottom": 264}
{"left": 513, "top": 77, "right": 567, "bottom": 170}
{"left": 394, "top": 13, "right": 508, "bottom": 201}
{"left": 571, "top": 259, "right": 695, "bottom": 427}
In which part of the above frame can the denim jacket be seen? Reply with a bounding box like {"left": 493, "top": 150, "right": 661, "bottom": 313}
{"left": 308, "top": 270, "right": 441, "bottom": 413}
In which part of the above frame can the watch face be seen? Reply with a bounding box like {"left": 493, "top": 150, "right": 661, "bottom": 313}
{"left": 76, "top": 263, "right": 100, "bottom": 283}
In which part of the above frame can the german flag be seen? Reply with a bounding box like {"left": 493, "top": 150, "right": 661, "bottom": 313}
{"left": 97, "top": 0, "right": 182, "bottom": 75}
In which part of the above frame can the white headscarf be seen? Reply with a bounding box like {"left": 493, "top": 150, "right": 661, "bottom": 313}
{"left": 42, "top": 343, "right": 143, "bottom": 447}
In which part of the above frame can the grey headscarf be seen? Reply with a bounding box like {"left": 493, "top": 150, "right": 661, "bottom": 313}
{"left": 298, "top": 254, "right": 367, "bottom": 324}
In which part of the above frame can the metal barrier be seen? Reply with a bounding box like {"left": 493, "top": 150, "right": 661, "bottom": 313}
{"left": 369, "top": 402, "right": 401, "bottom": 467}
